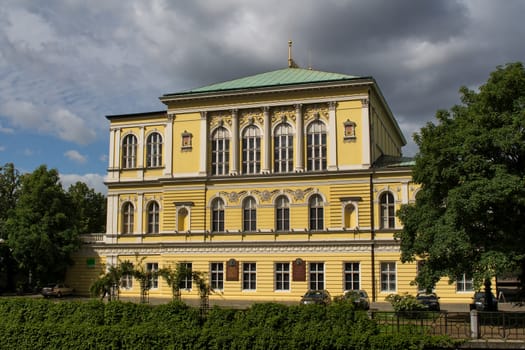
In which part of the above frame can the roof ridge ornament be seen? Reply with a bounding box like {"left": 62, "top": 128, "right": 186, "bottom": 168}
{"left": 288, "top": 40, "right": 299, "bottom": 68}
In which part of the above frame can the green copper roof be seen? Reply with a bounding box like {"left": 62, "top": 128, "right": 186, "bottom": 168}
{"left": 166, "top": 68, "right": 361, "bottom": 96}
{"left": 374, "top": 155, "right": 415, "bottom": 168}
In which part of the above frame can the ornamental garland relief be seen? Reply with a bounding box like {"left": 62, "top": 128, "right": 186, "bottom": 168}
{"left": 218, "top": 188, "right": 315, "bottom": 204}
{"left": 209, "top": 111, "right": 232, "bottom": 129}
{"left": 303, "top": 104, "right": 329, "bottom": 123}
{"left": 240, "top": 109, "right": 264, "bottom": 128}
{"left": 271, "top": 106, "right": 296, "bottom": 124}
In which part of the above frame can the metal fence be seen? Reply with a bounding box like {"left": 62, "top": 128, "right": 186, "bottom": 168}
{"left": 369, "top": 310, "right": 525, "bottom": 340}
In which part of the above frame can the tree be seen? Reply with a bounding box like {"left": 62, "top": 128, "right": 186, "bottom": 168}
{"left": 90, "top": 260, "right": 133, "bottom": 301}
{"left": 158, "top": 263, "right": 192, "bottom": 301}
{"left": 0, "top": 163, "right": 20, "bottom": 291}
{"left": 67, "top": 181, "right": 106, "bottom": 234}
{"left": 397, "top": 62, "right": 525, "bottom": 306}
{"left": 5, "top": 165, "right": 81, "bottom": 287}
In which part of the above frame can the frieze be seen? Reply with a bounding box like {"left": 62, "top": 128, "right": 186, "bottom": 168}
{"left": 284, "top": 187, "right": 314, "bottom": 201}
{"left": 240, "top": 109, "right": 264, "bottom": 128}
{"left": 209, "top": 111, "right": 232, "bottom": 129}
{"left": 84, "top": 243, "right": 403, "bottom": 257}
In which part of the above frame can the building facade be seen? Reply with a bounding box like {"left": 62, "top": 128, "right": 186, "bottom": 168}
{"left": 67, "top": 66, "right": 475, "bottom": 304}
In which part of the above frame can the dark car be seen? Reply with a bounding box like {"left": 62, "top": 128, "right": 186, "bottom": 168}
{"left": 41, "top": 283, "right": 74, "bottom": 298}
{"left": 343, "top": 290, "right": 370, "bottom": 310}
{"left": 472, "top": 291, "right": 498, "bottom": 311}
{"left": 416, "top": 292, "right": 440, "bottom": 311}
{"left": 300, "top": 290, "right": 331, "bottom": 305}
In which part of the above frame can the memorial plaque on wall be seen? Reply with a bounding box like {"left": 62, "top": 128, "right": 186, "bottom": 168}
{"left": 226, "top": 258, "right": 239, "bottom": 281}
{"left": 292, "top": 258, "right": 306, "bottom": 281}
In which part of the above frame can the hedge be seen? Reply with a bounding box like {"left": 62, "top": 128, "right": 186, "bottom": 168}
{"left": 0, "top": 298, "right": 458, "bottom": 350}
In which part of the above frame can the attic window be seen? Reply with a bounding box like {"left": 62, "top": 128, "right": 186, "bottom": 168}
{"left": 343, "top": 119, "right": 356, "bottom": 140}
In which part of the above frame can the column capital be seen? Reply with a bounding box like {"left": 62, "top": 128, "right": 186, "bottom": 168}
{"left": 200, "top": 111, "right": 207, "bottom": 119}
{"left": 329, "top": 101, "right": 337, "bottom": 110}
{"left": 361, "top": 98, "right": 369, "bottom": 108}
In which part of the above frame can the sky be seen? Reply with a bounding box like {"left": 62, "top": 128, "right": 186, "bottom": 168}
{"left": 0, "top": 0, "right": 524, "bottom": 194}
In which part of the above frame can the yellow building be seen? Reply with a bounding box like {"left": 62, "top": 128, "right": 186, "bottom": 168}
{"left": 68, "top": 60, "right": 475, "bottom": 304}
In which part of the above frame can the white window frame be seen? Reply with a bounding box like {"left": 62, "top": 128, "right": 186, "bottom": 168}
{"left": 275, "top": 262, "right": 290, "bottom": 291}
{"left": 309, "top": 262, "right": 325, "bottom": 290}
{"left": 146, "top": 132, "right": 163, "bottom": 168}
{"left": 380, "top": 262, "right": 396, "bottom": 292}
{"left": 210, "top": 262, "right": 224, "bottom": 291}
{"left": 344, "top": 262, "right": 360, "bottom": 291}
{"left": 242, "top": 262, "right": 257, "bottom": 291}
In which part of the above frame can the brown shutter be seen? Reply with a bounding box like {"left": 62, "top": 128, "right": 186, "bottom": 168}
{"left": 226, "top": 259, "right": 239, "bottom": 281}
{"left": 293, "top": 258, "right": 306, "bottom": 281}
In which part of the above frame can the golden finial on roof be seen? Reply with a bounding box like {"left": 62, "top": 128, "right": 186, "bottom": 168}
{"left": 288, "top": 40, "right": 299, "bottom": 68}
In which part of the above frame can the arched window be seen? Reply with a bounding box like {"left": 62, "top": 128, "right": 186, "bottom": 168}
{"left": 307, "top": 121, "right": 327, "bottom": 171}
{"left": 211, "top": 198, "right": 225, "bottom": 232}
{"left": 380, "top": 192, "right": 395, "bottom": 229}
{"left": 275, "top": 195, "right": 290, "bottom": 232}
{"left": 121, "top": 202, "right": 134, "bottom": 234}
{"left": 243, "top": 196, "right": 257, "bottom": 232}
{"left": 211, "top": 127, "right": 230, "bottom": 175}
{"left": 122, "top": 134, "right": 137, "bottom": 169}
{"left": 146, "top": 132, "right": 162, "bottom": 168}
{"left": 274, "top": 123, "right": 293, "bottom": 173}
{"left": 309, "top": 194, "right": 324, "bottom": 231}
{"left": 147, "top": 201, "right": 159, "bottom": 234}
{"left": 242, "top": 126, "right": 261, "bottom": 174}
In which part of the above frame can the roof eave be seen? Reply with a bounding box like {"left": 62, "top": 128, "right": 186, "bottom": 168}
{"left": 159, "top": 77, "right": 375, "bottom": 104}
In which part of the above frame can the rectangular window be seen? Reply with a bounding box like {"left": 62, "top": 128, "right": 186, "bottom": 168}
{"left": 380, "top": 262, "right": 396, "bottom": 292}
{"left": 121, "top": 274, "right": 133, "bottom": 289}
{"left": 309, "top": 262, "right": 324, "bottom": 290}
{"left": 456, "top": 274, "right": 474, "bottom": 292}
{"left": 210, "top": 262, "right": 224, "bottom": 290}
{"left": 179, "top": 262, "right": 192, "bottom": 290}
{"left": 146, "top": 262, "right": 159, "bottom": 289}
{"left": 242, "top": 263, "right": 256, "bottom": 290}
{"left": 344, "top": 262, "right": 360, "bottom": 291}
{"left": 275, "top": 263, "right": 290, "bottom": 291}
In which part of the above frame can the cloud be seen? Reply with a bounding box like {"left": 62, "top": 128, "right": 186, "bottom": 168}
{"left": 0, "top": 146, "right": 5, "bottom": 152}
{"left": 0, "top": 100, "right": 96, "bottom": 145}
{"left": 0, "top": 123, "right": 14, "bottom": 134}
{"left": 60, "top": 173, "right": 106, "bottom": 194}
{"left": 64, "top": 150, "right": 87, "bottom": 164}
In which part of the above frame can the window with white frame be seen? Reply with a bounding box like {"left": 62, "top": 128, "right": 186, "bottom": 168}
{"left": 121, "top": 274, "right": 133, "bottom": 289}
{"left": 122, "top": 134, "right": 137, "bottom": 168}
{"left": 211, "top": 127, "right": 230, "bottom": 175}
{"left": 380, "top": 192, "right": 395, "bottom": 229}
{"left": 380, "top": 262, "right": 396, "bottom": 292}
{"left": 179, "top": 262, "right": 192, "bottom": 290}
{"left": 243, "top": 196, "right": 257, "bottom": 232}
{"left": 242, "top": 125, "right": 261, "bottom": 174}
{"left": 147, "top": 201, "right": 159, "bottom": 234}
{"left": 146, "top": 262, "right": 159, "bottom": 289}
{"left": 146, "top": 132, "right": 162, "bottom": 167}
{"left": 242, "top": 263, "right": 256, "bottom": 290}
{"left": 306, "top": 120, "right": 327, "bottom": 171}
{"left": 211, "top": 198, "right": 225, "bottom": 233}
{"left": 309, "top": 262, "right": 324, "bottom": 290}
{"left": 275, "top": 195, "right": 290, "bottom": 232}
{"left": 309, "top": 194, "right": 324, "bottom": 231}
{"left": 274, "top": 123, "right": 293, "bottom": 173}
{"left": 344, "top": 262, "right": 360, "bottom": 291}
{"left": 456, "top": 274, "right": 474, "bottom": 292}
{"left": 275, "top": 262, "right": 290, "bottom": 291}
{"left": 210, "top": 262, "right": 224, "bottom": 290}
{"left": 121, "top": 202, "right": 134, "bottom": 234}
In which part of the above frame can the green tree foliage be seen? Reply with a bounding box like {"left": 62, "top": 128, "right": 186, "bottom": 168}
{"left": 5, "top": 165, "right": 80, "bottom": 285}
{"left": 397, "top": 62, "right": 525, "bottom": 291}
{"left": 67, "top": 182, "right": 106, "bottom": 234}
{"left": 0, "top": 163, "right": 20, "bottom": 291}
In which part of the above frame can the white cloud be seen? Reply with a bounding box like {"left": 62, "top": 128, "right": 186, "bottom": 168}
{"left": 60, "top": 173, "right": 106, "bottom": 194}
{"left": 64, "top": 150, "right": 87, "bottom": 164}
{"left": 99, "top": 154, "right": 108, "bottom": 163}
{"left": 23, "top": 148, "right": 33, "bottom": 156}
{"left": 0, "top": 146, "right": 5, "bottom": 152}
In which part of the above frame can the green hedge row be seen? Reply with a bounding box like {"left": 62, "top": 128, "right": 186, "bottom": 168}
{"left": 0, "top": 298, "right": 457, "bottom": 350}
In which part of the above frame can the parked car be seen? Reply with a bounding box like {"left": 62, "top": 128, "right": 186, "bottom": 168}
{"left": 343, "top": 290, "right": 370, "bottom": 310}
{"left": 416, "top": 292, "right": 440, "bottom": 311}
{"left": 41, "top": 283, "right": 74, "bottom": 298}
{"left": 472, "top": 291, "right": 498, "bottom": 311}
{"left": 300, "top": 290, "right": 331, "bottom": 305}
